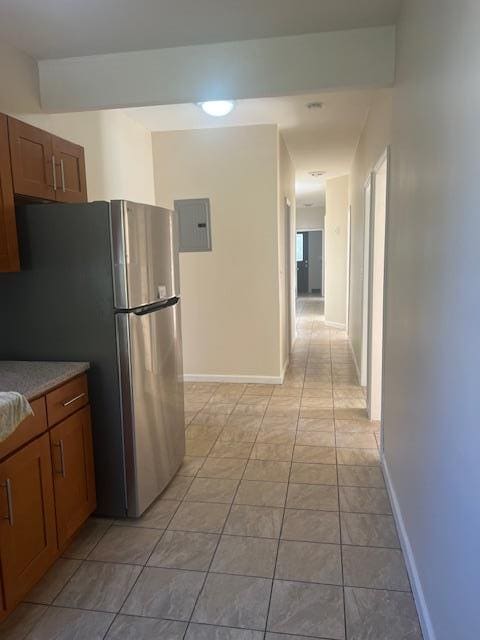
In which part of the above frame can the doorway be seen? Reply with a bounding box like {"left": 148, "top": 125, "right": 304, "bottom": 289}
{"left": 296, "top": 230, "right": 323, "bottom": 296}
{"left": 361, "top": 149, "right": 389, "bottom": 423}
{"left": 296, "top": 231, "right": 309, "bottom": 294}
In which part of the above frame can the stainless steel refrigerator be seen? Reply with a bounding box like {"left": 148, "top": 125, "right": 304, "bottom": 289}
{"left": 0, "top": 200, "right": 185, "bottom": 517}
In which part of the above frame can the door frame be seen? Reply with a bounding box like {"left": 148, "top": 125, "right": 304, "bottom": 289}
{"left": 285, "top": 198, "right": 296, "bottom": 350}
{"left": 364, "top": 147, "right": 390, "bottom": 427}
{"left": 360, "top": 176, "right": 373, "bottom": 388}
{"left": 346, "top": 205, "right": 352, "bottom": 334}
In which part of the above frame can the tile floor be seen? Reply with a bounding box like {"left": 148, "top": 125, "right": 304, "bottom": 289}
{"left": 1, "top": 297, "right": 423, "bottom": 639}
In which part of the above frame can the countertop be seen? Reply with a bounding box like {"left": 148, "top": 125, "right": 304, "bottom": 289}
{"left": 0, "top": 361, "right": 90, "bottom": 400}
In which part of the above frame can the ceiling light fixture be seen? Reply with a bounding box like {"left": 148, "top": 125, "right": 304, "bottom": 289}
{"left": 309, "top": 171, "right": 325, "bottom": 177}
{"left": 306, "top": 101, "right": 323, "bottom": 110}
{"left": 199, "top": 100, "right": 235, "bottom": 117}
{"left": 303, "top": 203, "right": 314, "bottom": 207}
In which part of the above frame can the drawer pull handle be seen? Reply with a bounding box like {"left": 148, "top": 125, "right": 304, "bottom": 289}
{"left": 52, "top": 155, "right": 57, "bottom": 191}
{"left": 62, "top": 392, "right": 85, "bottom": 407}
{"left": 52, "top": 440, "right": 66, "bottom": 477}
{"left": 1, "top": 479, "right": 14, "bottom": 526}
{"left": 60, "top": 159, "right": 66, "bottom": 192}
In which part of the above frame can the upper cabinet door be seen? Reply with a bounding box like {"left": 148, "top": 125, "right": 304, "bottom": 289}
{"left": 7, "top": 117, "right": 55, "bottom": 201}
{"left": 0, "top": 115, "right": 19, "bottom": 272}
{"left": 52, "top": 136, "right": 88, "bottom": 203}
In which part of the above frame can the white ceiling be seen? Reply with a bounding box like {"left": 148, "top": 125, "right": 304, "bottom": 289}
{"left": 0, "top": 0, "right": 401, "bottom": 59}
{"left": 126, "top": 90, "right": 378, "bottom": 208}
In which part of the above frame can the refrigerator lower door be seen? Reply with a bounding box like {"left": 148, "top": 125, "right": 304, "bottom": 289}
{"left": 116, "top": 299, "right": 185, "bottom": 517}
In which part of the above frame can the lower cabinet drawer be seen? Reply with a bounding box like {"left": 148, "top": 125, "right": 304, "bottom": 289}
{"left": 0, "top": 433, "right": 57, "bottom": 609}
{"left": 50, "top": 405, "right": 96, "bottom": 549}
{"left": 46, "top": 374, "right": 88, "bottom": 426}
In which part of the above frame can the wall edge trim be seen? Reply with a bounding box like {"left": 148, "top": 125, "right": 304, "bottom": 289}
{"left": 184, "top": 373, "right": 283, "bottom": 385}
{"left": 381, "top": 454, "right": 436, "bottom": 640}
{"left": 324, "top": 320, "right": 346, "bottom": 330}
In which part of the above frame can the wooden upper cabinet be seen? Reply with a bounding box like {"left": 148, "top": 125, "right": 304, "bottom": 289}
{"left": 0, "top": 115, "right": 19, "bottom": 272}
{"left": 0, "top": 114, "right": 88, "bottom": 271}
{"left": 0, "top": 434, "right": 57, "bottom": 609}
{"left": 52, "top": 136, "right": 88, "bottom": 203}
{"left": 7, "top": 117, "right": 55, "bottom": 201}
{"left": 6, "top": 116, "right": 87, "bottom": 204}
{"left": 50, "top": 406, "right": 96, "bottom": 549}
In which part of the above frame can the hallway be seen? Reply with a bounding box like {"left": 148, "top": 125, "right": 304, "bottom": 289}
{"left": 1, "top": 298, "right": 422, "bottom": 640}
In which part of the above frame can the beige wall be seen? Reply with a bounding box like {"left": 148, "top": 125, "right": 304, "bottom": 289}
{"left": 296, "top": 206, "right": 325, "bottom": 231}
{"left": 0, "top": 41, "right": 41, "bottom": 115}
{"left": 152, "top": 125, "right": 283, "bottom": 381}
{"left": 96, "top": 110, "right": 155, "bottom": 204}
{"left": 382, "top": 2, "right": 480, "bottom": 638}
{"left": 348, "top": 90, "right": 392, "bottom": 366}
{"left": 324, "top": 175, "right": 349, "bottom": 327}
{"left": 0, "top": 41, "right": 155, "bottom": 204}
{"left": 19, "top": 110, "right": 155, "bottom": 204}
{"left": 278, "top": 134, "right": 296, "bottom": 367}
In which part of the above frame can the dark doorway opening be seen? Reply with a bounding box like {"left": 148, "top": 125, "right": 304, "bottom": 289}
{"left": 296, "top": 231, "right": 309, "bottom": 294}
{"left": 296, "top": 230, "right": 323, "bottom": 296}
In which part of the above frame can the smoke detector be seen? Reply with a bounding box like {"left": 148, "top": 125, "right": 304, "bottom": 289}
{"left": 306, "top": 101, "right": 323, "bottom": 110}
{"left": 309, "top": 171, "right": 325, "bottom": 177}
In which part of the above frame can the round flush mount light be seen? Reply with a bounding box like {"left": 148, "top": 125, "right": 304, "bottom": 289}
{"left": 199, "top": 100, "right": 235, "bottom": 117}
{"left": 306, "top": 101, "right": 323, "bottom": 110}
{"left": 309, "top": 170, "right": 325, "bottom": 177}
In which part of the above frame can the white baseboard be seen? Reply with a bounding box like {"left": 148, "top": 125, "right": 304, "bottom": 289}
{"left": 184, "top": 373, "right": 283, "bottom": 385}
{"left": 381, "top": 454, "right": 436, "bottom": 640}
{"left": 324, "top": 320, "right": 346, "bottom": 330}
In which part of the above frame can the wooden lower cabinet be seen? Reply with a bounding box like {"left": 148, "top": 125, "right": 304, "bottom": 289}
{"left": 0, "top": 434, "right": 57, "bottom": 609}
{"left": 0, "top": 376, "right": 96, "bottom": 620}
{"left": 50, "top": 406, "right": 96, "bottom": 549}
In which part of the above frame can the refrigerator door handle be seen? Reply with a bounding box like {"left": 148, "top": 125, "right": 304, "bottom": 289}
{"left": 132, "top": 296, "right": 179, "bottom": 316}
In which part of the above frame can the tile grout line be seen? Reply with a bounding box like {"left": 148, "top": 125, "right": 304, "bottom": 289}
{"left": 182, "top": 377, "right": 275, "bottom": 638}
{"left": 13, "top": 299, "right": 412, "bottom": 640}
{"left": 182, "top": 390, "right": 249, "bottom": 638}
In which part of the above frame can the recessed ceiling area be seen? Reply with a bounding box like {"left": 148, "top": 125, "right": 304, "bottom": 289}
{"left": 0, "top": 0, "right": 401, "bottom": 59}
{"left": 126, "top": 90, "right": 381, "bottom": 208}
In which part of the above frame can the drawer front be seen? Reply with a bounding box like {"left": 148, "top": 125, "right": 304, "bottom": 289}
{"left": 0, "top": 398, "right": 47, "bottom": 461}
{"left": 46, "top": 374, "right": 88, "bottom": 426}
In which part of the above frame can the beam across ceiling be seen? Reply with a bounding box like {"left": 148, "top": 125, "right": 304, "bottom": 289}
{"left": 39, "top": 27, "right": 395, "bottom": 112}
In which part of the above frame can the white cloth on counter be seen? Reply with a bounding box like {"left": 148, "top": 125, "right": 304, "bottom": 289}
{"left": 0, "top": 391, "right": 34, "bottom": 442}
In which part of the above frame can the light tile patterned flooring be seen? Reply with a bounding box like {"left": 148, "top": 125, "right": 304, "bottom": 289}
{"left": 1, "top": 297, "right": 423, "bottom": 639}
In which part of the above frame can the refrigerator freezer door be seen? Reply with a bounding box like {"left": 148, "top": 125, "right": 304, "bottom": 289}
{"left": 110, "top": 200, "right": 180, "bottom": 310}
{"left": 116, "top": 300, "right": 185, "bottom": 517}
